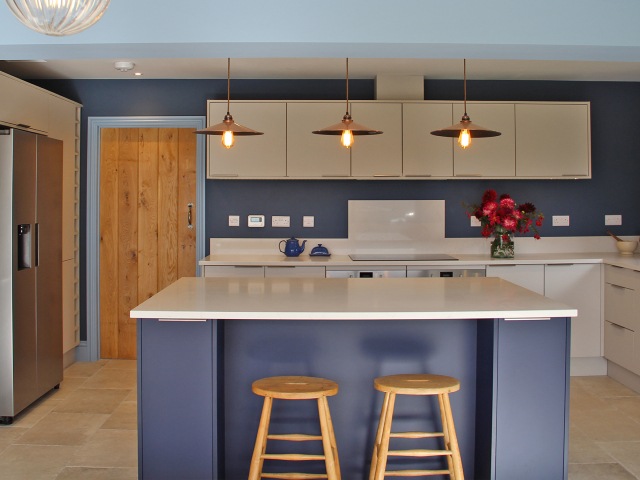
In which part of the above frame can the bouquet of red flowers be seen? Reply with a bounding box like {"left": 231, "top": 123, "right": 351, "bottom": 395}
{"left": 466, "top": 189, "right": 544, "bottom": 240}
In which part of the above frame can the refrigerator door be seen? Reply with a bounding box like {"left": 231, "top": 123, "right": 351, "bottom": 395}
{"left": 36, "top": 135, "right": 63, "bottom": 393}
{"left": 11, "top": 129, "right": 38, "bottom": 415}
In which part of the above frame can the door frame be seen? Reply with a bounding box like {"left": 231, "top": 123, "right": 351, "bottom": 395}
{"left": 82, "top": 116, "right": 206, "bottom": 362}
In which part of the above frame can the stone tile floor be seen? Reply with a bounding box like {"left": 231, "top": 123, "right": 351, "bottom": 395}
{"left": 0, "top": 360, "right": 137, "bottom": 480}
{"left": 1, "top": 363, "right": 640, "bottom": 479}
{"left": 570, "top": 376, "right": 640, "bottom": 479}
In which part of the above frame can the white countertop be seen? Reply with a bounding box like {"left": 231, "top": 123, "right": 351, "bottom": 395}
{"left": 199, "top": 252, "right": 640, "bottom": 270}
{"left": 130, "top": 276, "right": 577, "bottom": 321}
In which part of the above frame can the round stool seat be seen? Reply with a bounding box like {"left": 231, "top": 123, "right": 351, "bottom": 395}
{"left": 252, "top": 375, "right": 339, "bottom": 400}
{"left": 374, "top": 374, "right": 460, "bottom": 396}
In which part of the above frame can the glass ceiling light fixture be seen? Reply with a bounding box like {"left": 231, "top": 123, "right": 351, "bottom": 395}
{"left": 312, "top": 58, "right": 382, "bottom": 148}
{"left": 195, "top": 58, "right": 263, "bottom": 149}
{"left": 5, "top": 0, "right": 110, "bottom": 36}
{"left": 431, "top": 59, "right": 501, "bottom": 149}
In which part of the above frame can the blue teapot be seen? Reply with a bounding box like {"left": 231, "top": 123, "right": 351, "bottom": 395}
{"left": 279, "top": 237, "right": 307, "bottom": 257}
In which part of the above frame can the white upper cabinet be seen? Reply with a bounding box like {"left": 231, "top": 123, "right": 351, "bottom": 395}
{"left": 350, "top": 102, "right": 403, "bottom": 177}
{"left": 204, "top": 100, "right": 591, "bottom": 180}
{"left": 207, "top": 101, "right": 287, "bottom": 178}
{"left": 515, "top": 103, "right": 591, "bottom": 178}
{"left": 286, "top": 102, "right": 350, "bottom": 178}
{"left": 402, "top": 103, "right": 454, "bottom": 177}
{"left": 452, "top": 103, "right": 516, "bottom": 178}
{"left": 0, "top": 72, "right": 49, "bottom": 134}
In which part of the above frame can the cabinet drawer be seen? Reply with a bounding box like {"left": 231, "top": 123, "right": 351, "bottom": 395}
{"left": 604, "top": 282, "right": 637, "bottom": 331}
{"left": 203, "top": 266, "right": 265, "bottom": 277}
{"left": 605, "top": 265, "right": 640, "bottom": 290}
{"left": 264, "top": 266, "right": 326, "bottom": 278}
{"left": 604, "top": 321, "right": 635, "bottom": 371}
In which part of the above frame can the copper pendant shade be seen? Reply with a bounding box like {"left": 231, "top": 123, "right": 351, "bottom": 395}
{"left": 430, "top": 59, "right": 501, "bottom": 146}
{"left": 195, "top": 58, "right": 264, "bottom": 138}
{"left": 312, "top": 58, "right": 382, "bottom": 147}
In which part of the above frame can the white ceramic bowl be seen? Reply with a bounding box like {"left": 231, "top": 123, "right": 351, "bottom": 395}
{"left": 616, "top": 240, "right": 638, "bottom": 255}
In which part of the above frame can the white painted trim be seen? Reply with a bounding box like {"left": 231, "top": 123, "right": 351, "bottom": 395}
{"left": 86, "top": 116, "right": 206, "bottom": 362}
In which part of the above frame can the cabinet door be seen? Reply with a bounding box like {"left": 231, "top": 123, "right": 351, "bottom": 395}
{"left": 486, "top": 264, "right": 544, "bottom": 295}
{"left": 545, "top": 264, "right": 601, "bottom": 358}
{"left": 515, "top": 103, "right": 590, "bottom": 178}
{"left": 207, "top": 102, "right": 286, "bottom": 178}
{"left": 265, "top": 266, "right": 326, "bottom": 278}
{"left": 403, "top": 103, "right": 454, "bottom": 177}
{"left": 0, "top": 73, "right": 49, "bottom": 134}
{"left": 203, "top": 266, "right": 264, "bottom": 277}
{"left": 286, "top": 102, "right": 351, "bottom": 178}
{"left": 453, "top": 103, "right": 515, "bottom": 178}
{"left": 350, "top": 103, "right": 402, "bottom": 177}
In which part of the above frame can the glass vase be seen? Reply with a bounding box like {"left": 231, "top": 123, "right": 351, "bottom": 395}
{"left": 491, "top": 234, "right": 515, "bottom": 258}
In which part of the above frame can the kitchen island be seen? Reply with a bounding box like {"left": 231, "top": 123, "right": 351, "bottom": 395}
{"left": 131, "top": 276, "right": 576, "bottom": 480}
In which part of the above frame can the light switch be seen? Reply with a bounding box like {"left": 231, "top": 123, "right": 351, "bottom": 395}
{"left": 228, "top": 215, "right": 240, "bottom": 227}
{"left": 303, "top": 216, "right": 315, "bottom": 228}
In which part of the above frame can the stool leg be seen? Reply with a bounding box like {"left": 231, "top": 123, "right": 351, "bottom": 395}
{"left": 318, "top": 396, "right": 340, "bottom": 480}
{"left": 248, "top": 396, "right": 273, "bottom": 480}
{"left": 369, "top": 391, "right": 391, "bottom": 480}
{"left": 321, "top": 396, "right": 342, "bottom": 480}
{"left": 440, "top": 393, "right": 464, "bottom": 480}
{"left": 373, "top": 392, "right": 396, "bottom": 480}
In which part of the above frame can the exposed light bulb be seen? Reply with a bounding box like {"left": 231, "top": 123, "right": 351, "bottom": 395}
{"left": 341, "top": 130, "right": 354, "bottom": 149}
{"left": 458, "top": 129, "right": 471, "bottom": 149}
{"left": 221, "top": 131, "right": 235, "bottom": 149}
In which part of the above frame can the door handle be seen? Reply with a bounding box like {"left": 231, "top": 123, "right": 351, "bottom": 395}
{"left": 187, "top": 203, "right": 193, "bottom": 229}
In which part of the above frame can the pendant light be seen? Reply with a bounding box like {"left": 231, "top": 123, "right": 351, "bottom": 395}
{"left": 312, "top": 58, "right": 382, "bottom": 148}
{"left": 431, "top": 59, "right": 501, "bottom": 149}
{"left": 195, "top": 58, "right": 263, "bottom": 149}
{"left": 5, "top": 0, "right": 110, "bottom": 36}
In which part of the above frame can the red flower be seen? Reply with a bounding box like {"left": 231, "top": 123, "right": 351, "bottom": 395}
{"left": 465, "top": 189, "right": 544, "bottom": 240}
{"left": 482, "top": 189, "right": 497, "bottom": 203}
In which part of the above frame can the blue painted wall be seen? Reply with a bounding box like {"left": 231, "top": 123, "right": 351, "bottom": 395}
{"left": 35, "top": 78, "right": 640, "bottom": 339}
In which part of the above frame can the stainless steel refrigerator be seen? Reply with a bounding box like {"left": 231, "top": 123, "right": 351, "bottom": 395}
{"left": 0, "top": 128, "right": 63, "bottom": 424}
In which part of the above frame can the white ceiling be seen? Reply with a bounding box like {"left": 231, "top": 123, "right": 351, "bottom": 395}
{"left": 2, "top": 57, "right": 640, "bottom": 82}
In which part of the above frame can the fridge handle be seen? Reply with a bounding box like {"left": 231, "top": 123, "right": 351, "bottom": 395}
{"left": 34, "top": 223, "right": 39, "bottom": 267}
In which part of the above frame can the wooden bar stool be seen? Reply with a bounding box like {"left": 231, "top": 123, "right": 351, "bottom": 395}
{"left": 369, "top": 374, "right": 464, "bottom": 480}
{"left": 249, "top": 376, "right": 341, "bottom": 480}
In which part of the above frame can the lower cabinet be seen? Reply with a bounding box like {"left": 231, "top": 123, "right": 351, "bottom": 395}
{"left": 264, "top": 266, "right": 326, "bottom": 278}
{"left": 488, "top": 263, "right": 603, "bottom": 364}
{"left": 545, "top": 264, "right": 601, "bottom": 358}
{"left": 603, "top": 265, "right": 640, "bottom": 373}
{"left": 203, "top": 265, "right": 326, "bottom": 278}
{"left": 486, "top": 264, "right": 545, "bottom": 295}
{"left": 203, "top": 266, "right": 265, "bottom": 277}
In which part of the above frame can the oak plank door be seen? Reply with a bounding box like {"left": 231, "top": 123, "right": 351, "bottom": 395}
{"left": 100, "top": 128, "right": 196, "bottom": 359}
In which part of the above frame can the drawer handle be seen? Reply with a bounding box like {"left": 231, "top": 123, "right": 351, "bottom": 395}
{"left": 234, "top": 266, "right": 262, "bottom": 269}
{"left": 455, "top": 173, "right": 482, "bottom": 177}
{"left": 608, "top": 322, "right": 629, "bottom": 331}
{"left": 373, "top": 174, "right": 401, "bottom": 177}
{"left": 608, "top": 283, "right": 629, "bottom": 290}
{"left": 404, "top": 174, "right": 432, "bottom": 177}
{"left": 546, "top": 263, "right": 574, "bottom": 266}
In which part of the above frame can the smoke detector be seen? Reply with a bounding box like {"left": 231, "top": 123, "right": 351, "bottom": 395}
{"left": 114, "top": 61, "right": 135, "bottom": 72}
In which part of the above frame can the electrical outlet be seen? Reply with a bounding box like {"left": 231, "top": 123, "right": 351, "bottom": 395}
{"left": 272, "top": 215, "right": 290, "bottom": 227}
{"left": 605, "top": 214, "right": 622, "bottom": 226}
{"left": 228, "top": 215, "right": 240, "bottom": 227}
{"left": 552, "top": 215, "right": 570, "bottom": 227}
{"left": 303, "top": 216, "right": 315, "bottom": 228}
{"left": 470, "top": 216, "right": 481, "bottom": 227}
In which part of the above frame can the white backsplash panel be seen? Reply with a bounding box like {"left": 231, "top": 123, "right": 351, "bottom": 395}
{"left": 348, "top": 200, "right": 445, "bottom": 252}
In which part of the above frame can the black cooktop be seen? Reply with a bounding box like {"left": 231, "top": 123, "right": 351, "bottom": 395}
{"left": 348, "top": 254, "right": 458, "bottom": 261}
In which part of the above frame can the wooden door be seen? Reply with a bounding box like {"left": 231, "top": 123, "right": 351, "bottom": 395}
{"left": 100, "top": 128, "right": 196, "bottom": 359}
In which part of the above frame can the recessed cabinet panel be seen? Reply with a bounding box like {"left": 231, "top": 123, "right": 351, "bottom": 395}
{"left": 286, "top": 103, "right": 350, "bottom": 178}
{"left": 0, "top": 73, "right": 49, "bottom": 134}
{"left": 207, "top": 102, "right": 286, "bottom": 178}
{"left": 453, "top": 103, "right": 515, "bottom": 177}
{"left": 350, "top": 102, "right": 403, "bottom": 177}
{"left": 515, "top": 103, "right": 590, "bottom": 178}
{"left": 403, "top": 103, "right": 454, "bottom": 177}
